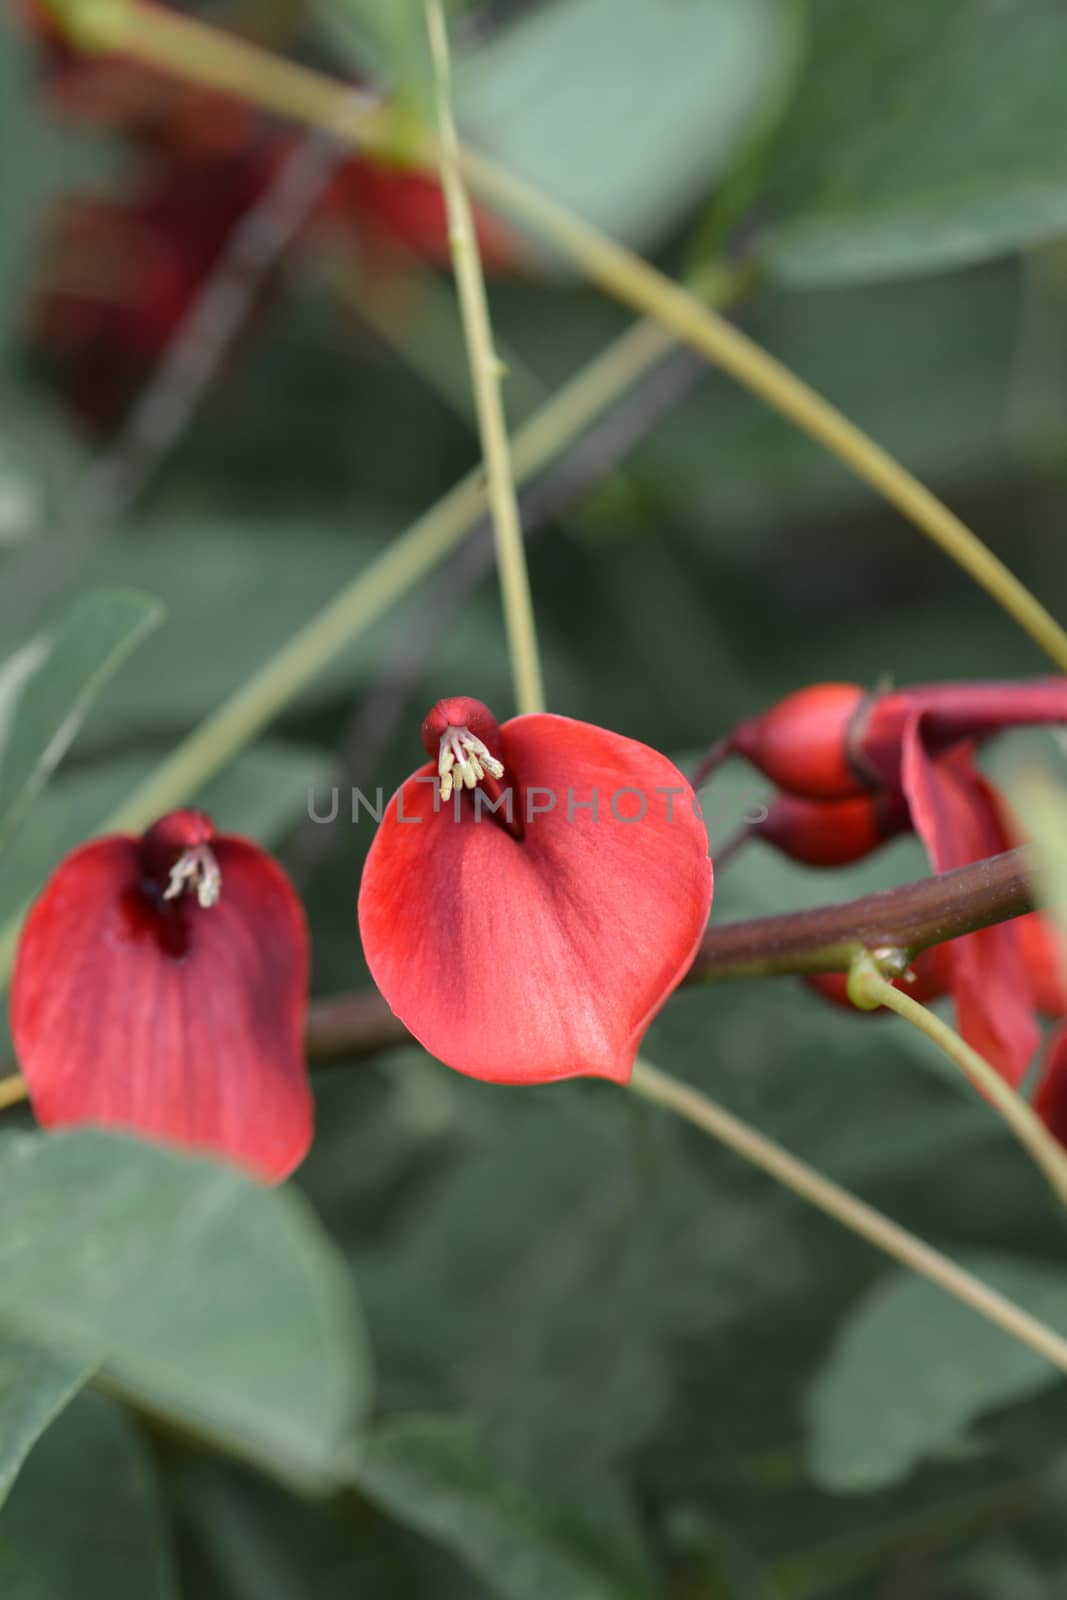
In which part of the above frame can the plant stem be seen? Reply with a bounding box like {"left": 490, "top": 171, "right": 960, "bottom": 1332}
{"left": 0, "top": 1075, "right": 28, "bottom": 1111}
{"left": 692, "top": 846, "right": 1036, "bottom": 981}
{"left": 80, "top": 1, "right": 1067, "bottom": 674}
{"left": 849, "top": 953, "right": 1067, "bottom": 1210}
{"left": 627, "top": 1057, "right": 1067, "bottom": 1377}
{"left": 423, "top": 0, "right": 543, "bottom": 715}
{"left": 0, "top": 315, "right": 681, "bottom": 986}
{"left": 0, "top": 846, "right": 1028, "bottom": 1101}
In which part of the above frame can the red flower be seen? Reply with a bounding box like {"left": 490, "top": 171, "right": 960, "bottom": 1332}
{"left": 712, "top": 678, "right": 1067, "bottom": 800}
{"left": 358, "top": 697, "right": 713, "bottom": 1084}
{"left": 714, "top": 679, "right": 1067, "bottom": 1085}
{"left": 899, "top": 735, "right": 1038, "bottom": 1083}
{"left": 11, "top": 810, "right": 311, "bottom": 1182}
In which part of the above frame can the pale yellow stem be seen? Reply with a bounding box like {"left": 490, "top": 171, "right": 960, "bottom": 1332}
{"left": 423, "top": 0, "right": 544, "bottom": 715}
{"left": 849, "top": 956, "right": 1067, "bottom": 1211}
{"left": 629, "top": 1058, "right": 1067, "bottom": 1377}
{"left": 0, "top": 1074, "right": 28, "bottom": 1111}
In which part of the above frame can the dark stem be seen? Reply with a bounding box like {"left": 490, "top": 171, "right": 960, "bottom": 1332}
{"left": 305, "top": 846, "right": 1038, "bottom": 1061}
{"left": 689, "top": 845, "right": 1036, "bottom": 981}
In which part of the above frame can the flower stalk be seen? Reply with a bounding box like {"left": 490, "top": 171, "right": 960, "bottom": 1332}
{"left": 423, "top": 0, "right": 544, "bottom": 716}
{"left": 627, "top": 1058, "right": 1067, "bottom": 1380}
{"left": 849, "top": 952, "right": 1067, "bottom": 1210}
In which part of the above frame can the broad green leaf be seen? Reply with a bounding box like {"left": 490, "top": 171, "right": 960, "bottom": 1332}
{"left": 456, "top": 0, "right": 800, "bottom": 253}
{"left": 0, "top": 1392, "right": 178, "bottom": 1599}
{"left": 762, "top": 0, "right": 1067, "bottom": 285}
{"left": 0, "top": 1340, "right": 88, "bottom": 1512}
{"left": 354, "top": 1413, "right": 657, "bottom": 1600}
{"left": 0, "top": 589, "right": 164, "bottom": 852}
{"left": 806, "top": 1253, "right": 1067, "bottom": 1492}
{"left": 175, "top": 1452, "right": 496, "bottom": 1600}
{"left": 0, "top": 1131, "right": 372, "bottom": 1489}
{"left": 75, "top": 517, "right": 391, "bottom": 744}
{"left": 316, "top": 0, "right": 430, "bottom": 97}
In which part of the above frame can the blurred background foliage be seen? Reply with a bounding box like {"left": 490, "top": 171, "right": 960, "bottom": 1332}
{"left": 3, "top": 0, "right": 1067, "bottom": 1595}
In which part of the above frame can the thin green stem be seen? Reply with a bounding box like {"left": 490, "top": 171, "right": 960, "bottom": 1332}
{"left": 0, "top": 315, "right": 682, "bottom": 987}
{"left": 74, "top": 1, "right": 1067, "bottom": 674}
{"left": 628, "top": 1057, "right": 1067, "bottom": 1377}
{"left": 423, "top": 0, "right": 543, "bottom": 715}
{"left": 849, "top": 953, "right": 1067, "bottom": 1210}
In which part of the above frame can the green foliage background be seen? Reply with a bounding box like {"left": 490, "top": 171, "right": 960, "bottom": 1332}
{"left": 3, "top": 1, "right": 1067, "bottom": 1595}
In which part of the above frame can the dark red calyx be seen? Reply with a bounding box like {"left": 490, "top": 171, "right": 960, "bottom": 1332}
{"left": 755, "top": 790, "right": 910, "bottom": 868}
{"left": 420, "top": 697, "right": 523, "bottom": 839}
{"left": 731, "top": 684, "right": 870, "bottom": 800}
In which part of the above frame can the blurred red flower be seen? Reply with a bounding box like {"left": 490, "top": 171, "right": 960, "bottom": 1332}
{"left": 11, "top": 809, "right": 312, "bottom": 1182}
{"left": 20, "top": 5, "right": 514, "bottom": 422}
{"left": 359, "top": 697, "right": 713, "bottom": 1084}
{"left": 712, "top": 678, "right": 1067, "bottom": 1086}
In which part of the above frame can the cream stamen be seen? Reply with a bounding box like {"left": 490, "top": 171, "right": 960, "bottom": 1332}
{"left": 163, "top": 844, "right": 222, "bottom": 909}
{"left": 437, "top": 726, "right": 505, "bottom": 802}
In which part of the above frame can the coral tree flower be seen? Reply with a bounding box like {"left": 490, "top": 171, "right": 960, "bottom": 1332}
{"left": 358, "top": 697, "right": 713, "bottom": 1084}
{"left": 11, "top": 810, "right": 311, "bottom": 1182}
{"left": 710, "top": 677, "right": 1067, "bottom": 1086}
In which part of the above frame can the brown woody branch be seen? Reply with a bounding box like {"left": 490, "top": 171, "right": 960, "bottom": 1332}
{"left": 689, "top": 845, "right": 1037, "bottom": 982}
{"left": 306, "top": 846, "right": 1038, "bottom": 1062}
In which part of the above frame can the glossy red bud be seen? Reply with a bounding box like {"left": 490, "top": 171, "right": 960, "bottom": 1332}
{"left": 754, "top": 791, "right": 910, "bottom": 868}
{"left": 729, "top": 684, "right": 869, "bottom": 800}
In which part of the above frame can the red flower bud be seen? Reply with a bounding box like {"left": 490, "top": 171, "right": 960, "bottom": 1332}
{"left": 728, "top": 684, "right": 869, "bottom": 800}
{"left": 753, "top": 790, "right": 910, "bottom": 868}
{"left": 716, "top": 677, "right": 1067, "bottom": 803}
{"left": 11, "top": 810, "right": 311, "bottom": 1182}
{"left": 358, "top": 699, "right": 713, "bottom": 1084}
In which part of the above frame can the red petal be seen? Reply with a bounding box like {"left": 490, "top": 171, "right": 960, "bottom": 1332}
{"left": 1035, "top": 1022, "right": 1067, "bottom": 1146}
{"left": 860, "top": 677, "right": 1067, "bottom": 788}
{"left": 1016, "top": 912, "right": 1067, "bottom": 1018}
{"left": 901, "top": 720, "right": 1039, "bottom": 1084}
{"left": 11, "top": 836, "right": 311, "bottom": 1182}
{"left": 358, "top": 714, "right": 713, "bottom": 1084}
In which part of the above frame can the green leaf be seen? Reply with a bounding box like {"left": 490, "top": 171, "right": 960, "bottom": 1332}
{"left": 316, "top": 0, "right": 430, "bottom": 98}
{"left": 0, "top": 1131, "right": 372, "bottom": 1490}
{"left": 353, "top": 1413, "right": 658, "bottom": 1600}
{"left": 806, "top": 1253, "right": 1067, "bottom": 1492}
{"left": 0, "top": 589, "right": 164, "bottom": 852}
{"left": 456, "top": 0, "right": 800, "bottom": 253}
{"left": 0, "top": 1340, "right": 88, "bottom": 1512}
{"left": 762, "top": 0, "right": 1067, "bottom": 285}
{"left": 0, "top": 1392, "right": 178, "bottom": 1599}
{"left": 75, "top": 517, "right": 390, "bottom": 745}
